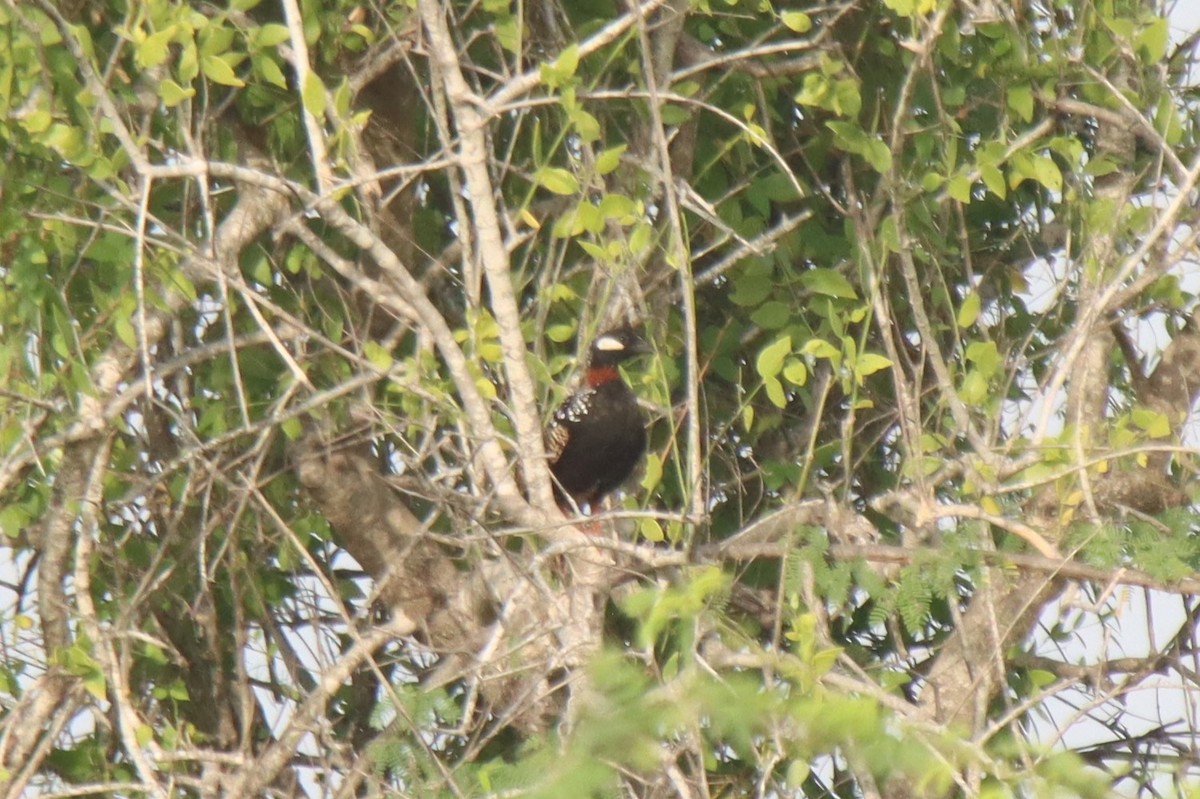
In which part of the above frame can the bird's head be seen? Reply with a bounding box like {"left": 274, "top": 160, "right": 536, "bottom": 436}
{"left": 588, "top": 325, "right": 651, "bottom": 368}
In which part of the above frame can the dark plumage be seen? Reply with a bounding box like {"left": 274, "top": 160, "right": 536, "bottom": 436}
{"left": 546, "top": 326, "right": 650, "bottom": 516}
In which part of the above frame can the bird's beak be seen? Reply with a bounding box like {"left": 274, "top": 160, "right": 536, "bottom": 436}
{"left": 628, "top": 336, "right": 652, "bottom": 356}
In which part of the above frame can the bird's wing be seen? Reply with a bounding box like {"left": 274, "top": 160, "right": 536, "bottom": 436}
{"left": 545, "top": 419, "right": 570, "bottom": 461}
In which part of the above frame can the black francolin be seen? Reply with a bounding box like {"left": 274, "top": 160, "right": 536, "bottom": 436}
{"left": 546, "top": 325, "right": 650, "bottom": 517}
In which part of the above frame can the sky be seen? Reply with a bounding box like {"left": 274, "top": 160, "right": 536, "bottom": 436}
{"left": 1171, "top": 1, "right": 1200, "bottom": 40}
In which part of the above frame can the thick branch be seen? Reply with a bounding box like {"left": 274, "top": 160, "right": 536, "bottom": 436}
{"left": 1135, "top": 308, "right": 1200, "bottom": 466}
{"left": 418, "top": 0, "right": 554, "bottom": 510}
{"left": 292, "top": 435, "right": 457, "bottom": 632}
{"left": 292, "top": 435, "right": 609, "bottom": 735}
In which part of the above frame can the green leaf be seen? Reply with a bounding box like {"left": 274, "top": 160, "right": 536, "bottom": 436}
{"left": 1028, "top": 669, "right": 1057, "bottom": 689}
{"left": 479, "top": 342, "right": 503, "bottom": 364}
{"left": 786, "top": 760, "right": 811, "bottom": 787}
{"left": 879, "top": 216, "right": 901, "bottom": 254}
{"left": 363, "top": 341, "right": 393, "bottom": 370}
{"left": 19, "top": 109, "right": 52, "bottom": 135}
{"left": 159, "top": 79, "right": 195, "bottom": 107}
{"left": 1006, "top": 84, "right": 1034, "bottom": 123}
{"left": 555, "top": 43, "right": 580, "bottom": 75}
{"left": 794, "top": 73, "right": 829, "bottom": 108}
{"left": 660, "top": 104, "right": 690, "bottom": 125}
{"left": 854, "top": 352, "right": 892, "bottom": 380}
{"left": 641, "top": 453, "right": 663, "bottom": 492}
{"left": 199, "top": 23, "right": 236, "bottom": 57}
{"left": 136, "top": 26, "right": 176, "bottom": 69}
{"left": 751, "top": 173, "right": 802, "bottom": 203}
{"left": 84, "top": 672, "right": 107, "bottom": 701}
{"left": 755, "top": 335, "right": 792, "bottom": 381}
{"left": 751, "top": 301, "right": 791, "bottom": 329}
{"left": 597, "top": 193, "right": 637, "bottom": 222}
{"left": 114, "top": 316, "right": 137, "bottom": 349}
{"left": 1130, "top": 407, "right": 1170, "bottom": 438}
{"left": 730, "top": 266, "right": 773, "bottom": 306}
{"left": 570, "top": 201, "right": 603, "bottom": 234}
{"left": 948, "top": 173, "right": 972, "bottom": 203}
{"left": 178, "top": 41, "right": 199, "bottom": 82}
{"left": 823, "top": 106, "right": 879, "bottom": 151}
{"left": 280, "top": 416, "right": 303, "bottom": 440}
{"left": 43, "top": 123, "right": 84, "bottom": 159}
{"left": 780, "top": 11, "right": 812, "bottom": 32}
{"left": 628, "top": 221, "right": 652, "bottom": 253}
{"left": 811, "top": 646, "right": 840, "bottom": 676}
{"left": 1136, "top": 17, "right": 1168, "bottom": 62}
{"left": 255, "top": 55, "right": 287, "bottom": 89}
{"left": 964, "top": 340, "right": 1002, "bottom": 377}
{"left": 60, "top": 641, "right": 106, "bottom": 701}
{"left": 494, "top": 17, "right": 519, "bottom": 54}
{"left": 249, "top": 255, "right": 272, "bottom": 285}
{"left": 638, "top": 518, "right": 665, "bottom": 542}
{"left": 672, "top": 79, "right": 700, "bottom": 98}
{"left": 135, "top": 725, "right": 155, "bottom": 747}
{"left": 255, "top": 23, "right": 290, "bottom": 48}
{"left": 540, "top": 44, "right": 580, "bottom": 88}
{"left": 957, "top": 291, "right": 981, "bottom": 328}
{"left": 782, "top": 358, "right": 807, "bottom": 387}
{"left": 863, "top": 138, "right": 892, "bottom": 173}
{"left": 980, "top": 164, "right": 1006, "bottom": 199}
{"left": 302, "top": 71, "right": 326, "bottom": 116}
{"left": 764, "top": 375, "right": 787, "bottom": 408}
{"left": 801, "top": 268, "right": 858, "bottom": 299}
{"left": 1031, "top": 155, "right": 1062, "bottom": 192}
{"left": 0, "top": 505, "right": 30, "bottom": 539}
{"left": 333, "top": 80, "right": 353, "bottom": 117}
{"left": 201, "top": 53, "right": 245, "bottom": 87}
{"left": 744, "top": 122, "right": 769, "bottom": 148}
{"left": 1155, "top": 95, "right": 1183, "bottom": 146}
{"left": 577, "top": 240, "right": 608, "bottom": 260}
{"left": 960, "top": 370, "right": 988, "bottom": 404}
{"left": 801, "top": 338, "right": 841, "bottom": 364}
{"left": 535, "top": 167, "right": 579, "bottom": 195}
{"left": 594, "top": 144, "right": 626, "bottom": 175}
{"left": 570, "top": 108, "right": 600, "bottom": 143}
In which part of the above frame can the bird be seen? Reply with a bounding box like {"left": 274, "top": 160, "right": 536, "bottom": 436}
{"left": 546, "top": 325, "right": 650, "bottom": 519}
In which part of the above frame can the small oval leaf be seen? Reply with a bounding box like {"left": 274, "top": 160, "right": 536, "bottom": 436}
{"left": 535, "top": 167, "right": 579, "bottom": 195}
{"left": 201, "top": 53, "right": 245, "bottom": 87}
{"left": 755, "top": 335, "right": 792, "bottom": 381}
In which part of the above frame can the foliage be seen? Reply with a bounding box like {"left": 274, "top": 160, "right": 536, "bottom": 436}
{"left": 0, "top": 0, "right": 1199, "bottom": 796}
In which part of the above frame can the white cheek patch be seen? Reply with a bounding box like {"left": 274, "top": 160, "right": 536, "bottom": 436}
{"left": 594, "top": 335, "right": 626, "bottom": 352}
